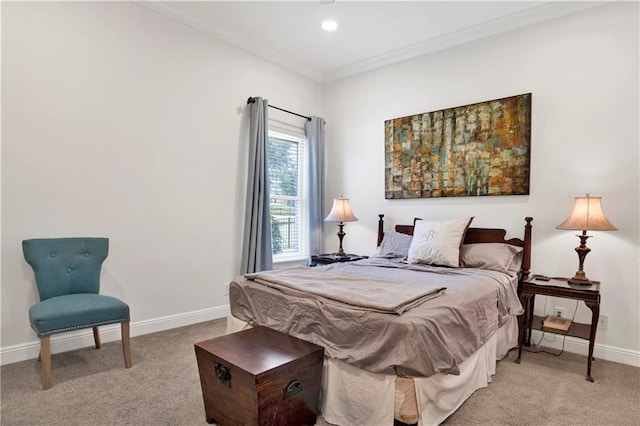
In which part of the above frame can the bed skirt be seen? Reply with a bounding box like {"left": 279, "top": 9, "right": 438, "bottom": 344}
{"left": 225, "top": 314, "right": 518, "bottom": 426}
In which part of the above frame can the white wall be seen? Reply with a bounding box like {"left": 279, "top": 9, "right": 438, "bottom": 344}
{"left": 323, "top": 2, "right": 639, "bottom": 360}
{"left": 1, "top": 2, "right": 321, "bottom": 360}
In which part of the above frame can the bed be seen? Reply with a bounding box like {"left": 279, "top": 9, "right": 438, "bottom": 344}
{"left": 227, "top": 215, "right": 533, "bottom": 425}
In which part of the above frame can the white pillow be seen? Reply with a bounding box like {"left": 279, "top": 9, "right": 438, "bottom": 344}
{"left": 407, "top": 217, "right": 473, "bottom": 267}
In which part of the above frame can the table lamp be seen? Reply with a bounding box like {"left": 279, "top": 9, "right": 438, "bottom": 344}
{"left": 324, "top": 196, "right": 358, "bottom": 256}
{"left": 556, "top": 194, "right": 617, "bottom": 285}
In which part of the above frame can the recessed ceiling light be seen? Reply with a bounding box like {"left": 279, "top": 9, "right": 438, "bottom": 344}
{"left": 321, "top": 20, "right": 338, "bottom": 32}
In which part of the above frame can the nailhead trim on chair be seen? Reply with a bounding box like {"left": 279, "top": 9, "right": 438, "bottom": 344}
{"left": 33, "top": 317, "right": 131, "bottom": 338}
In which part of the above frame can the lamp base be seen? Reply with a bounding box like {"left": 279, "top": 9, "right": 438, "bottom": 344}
{"left": 568, "top": 270, "right": 592, "bottom": 286}
{"left": 568, "top": 277, "right": 595, "bottom": 286}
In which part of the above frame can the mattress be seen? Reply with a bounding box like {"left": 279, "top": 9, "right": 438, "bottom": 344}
{"left": 227, "top": 254, "right": 523, "bottom": 425}
{"left": 230, "top": 259, "right": 522, "bottom": 378}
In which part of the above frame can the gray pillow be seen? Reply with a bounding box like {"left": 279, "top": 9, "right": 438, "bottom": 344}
{"left": 460, "top": 243, "right": 523, "bottom": 275}
{"left": 374, "top": 231, "right": 413, "bottom": 258}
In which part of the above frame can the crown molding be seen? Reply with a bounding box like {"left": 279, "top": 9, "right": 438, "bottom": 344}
{"left": 323, "top": 1, "right": 607, "bottom": 82}
{"left": 136, "top": 1, "right": 324, "bottom": 82}
{"left": 137, "top": 1, "right": 607, "bottom": 84}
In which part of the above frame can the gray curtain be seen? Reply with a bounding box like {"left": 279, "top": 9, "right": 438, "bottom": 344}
{"left": 306, "top": 117, "right": 326, "bottom": 256}
{"left": 241, "top": 97, "right": 273, "bottom": 274}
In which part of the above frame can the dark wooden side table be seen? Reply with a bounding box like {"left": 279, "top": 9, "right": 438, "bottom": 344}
{"left": 310, "top": 253, "right": 367, "bottom": 266}
{"left": 516, "top": 276, "right": 600, "bottom": 382}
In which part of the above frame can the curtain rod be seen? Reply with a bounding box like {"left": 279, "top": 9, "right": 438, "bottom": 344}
{"left": 247, "top": 97, "right": 311, "bottom": 122}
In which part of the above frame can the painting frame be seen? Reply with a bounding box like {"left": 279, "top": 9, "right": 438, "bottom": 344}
{"left": 384, "top": 93, "right": 531, "bottom": 199}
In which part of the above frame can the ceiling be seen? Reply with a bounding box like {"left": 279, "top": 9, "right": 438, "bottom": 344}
{"left": 140, "top": 1, "right": 605, "bottom": 82}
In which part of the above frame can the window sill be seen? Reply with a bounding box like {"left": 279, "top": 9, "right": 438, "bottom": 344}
{"left": 273, "top": 257, "right": 309, "bottom": 268}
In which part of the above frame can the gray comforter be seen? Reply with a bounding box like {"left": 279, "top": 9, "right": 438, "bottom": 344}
{"left": 230, "top": 258, "right": 523, "bottom": 378}
{"left": 245, "top": 264, "right": 445, "bottom": 315}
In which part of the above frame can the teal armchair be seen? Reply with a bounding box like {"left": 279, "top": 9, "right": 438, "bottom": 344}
{"left": 22, "top": 237, "right": 132, "bottom": 389}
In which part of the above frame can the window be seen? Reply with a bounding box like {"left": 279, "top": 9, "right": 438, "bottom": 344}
{"left": 267, "top": 129, "right": 308, "bottom": 262}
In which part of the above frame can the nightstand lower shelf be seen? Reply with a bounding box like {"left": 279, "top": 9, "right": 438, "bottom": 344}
{"left": 530, "top": 315, "right": 592, "bottom": 340}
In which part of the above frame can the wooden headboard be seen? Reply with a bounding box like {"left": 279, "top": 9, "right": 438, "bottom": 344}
{"left": 376, "top": 214, "right": 533, "bottom": 277}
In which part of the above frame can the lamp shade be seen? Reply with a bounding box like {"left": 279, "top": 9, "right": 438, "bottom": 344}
{"left": 556, "top": 196, "right": 617, "bottom": 231}
{"left": 324, "top": 197, "right": 358, "bottom": 222}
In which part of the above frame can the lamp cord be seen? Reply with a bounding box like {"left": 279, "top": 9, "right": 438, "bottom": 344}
{"left": 523, "top": 298, "right": 579, "bottom": 357}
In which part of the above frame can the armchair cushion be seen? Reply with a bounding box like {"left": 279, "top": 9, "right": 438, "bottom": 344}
{"left": 29, "top": 294, "right": 130, "bottom": 338}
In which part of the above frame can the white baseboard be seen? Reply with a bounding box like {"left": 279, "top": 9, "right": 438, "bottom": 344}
{"left": 0, "top": 305, "right": 230, "bottom": 366}
{"left": 4, "top": 310, "right": 638, "bottom": 368}
{"left": 529, "top": 330, "right": 640, "bottom": 367}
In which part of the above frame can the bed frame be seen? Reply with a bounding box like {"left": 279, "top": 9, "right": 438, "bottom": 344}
{"left": 376, "top": 214, "right": 533, "bottom": 278}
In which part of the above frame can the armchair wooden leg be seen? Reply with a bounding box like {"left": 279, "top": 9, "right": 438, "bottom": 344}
{"left": 92, "top": 326, "right": 101, "bottom": 349}
{"left": 121, "top": 321, "right": 132, "bottom": 368}
{"left": 40, "top": 336, "right": 52, "bottom": 390}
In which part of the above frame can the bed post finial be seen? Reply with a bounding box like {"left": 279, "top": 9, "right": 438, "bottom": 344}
{"left": 521, "top": 217, "right": 533, "bottom": 278}
{"left": 377, "top": 214, "right": 385, "bottom": 247}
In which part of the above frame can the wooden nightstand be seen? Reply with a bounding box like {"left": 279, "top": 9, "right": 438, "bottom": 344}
{"left": 310, "top": 253, "right": 367, "bottom": 266}
{"left": 516, "top": 276, "right": 601, "bottom": 382}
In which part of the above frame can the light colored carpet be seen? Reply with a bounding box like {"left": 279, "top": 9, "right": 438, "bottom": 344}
{"left": 1, "top": 318, "right": 639, "bottom": 425}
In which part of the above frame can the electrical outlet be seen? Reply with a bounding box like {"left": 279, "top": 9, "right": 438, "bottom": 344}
{"left": 223, "top": 283, "right": 230, "bottom": 296}
{"left": 555, "top": 307, "right": 565, "bottom": 318}
{"left": 598, "top": 314, "right": 609, "bottom": 329}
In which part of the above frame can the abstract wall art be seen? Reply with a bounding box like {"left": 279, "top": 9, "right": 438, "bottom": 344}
{"left": 384, "top": 93, "right": 531, "bottom": 199}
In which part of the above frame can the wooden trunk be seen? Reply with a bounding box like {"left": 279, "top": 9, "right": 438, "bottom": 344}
{"left": 195, "top": 326, "right": 324, "bottom": 426}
